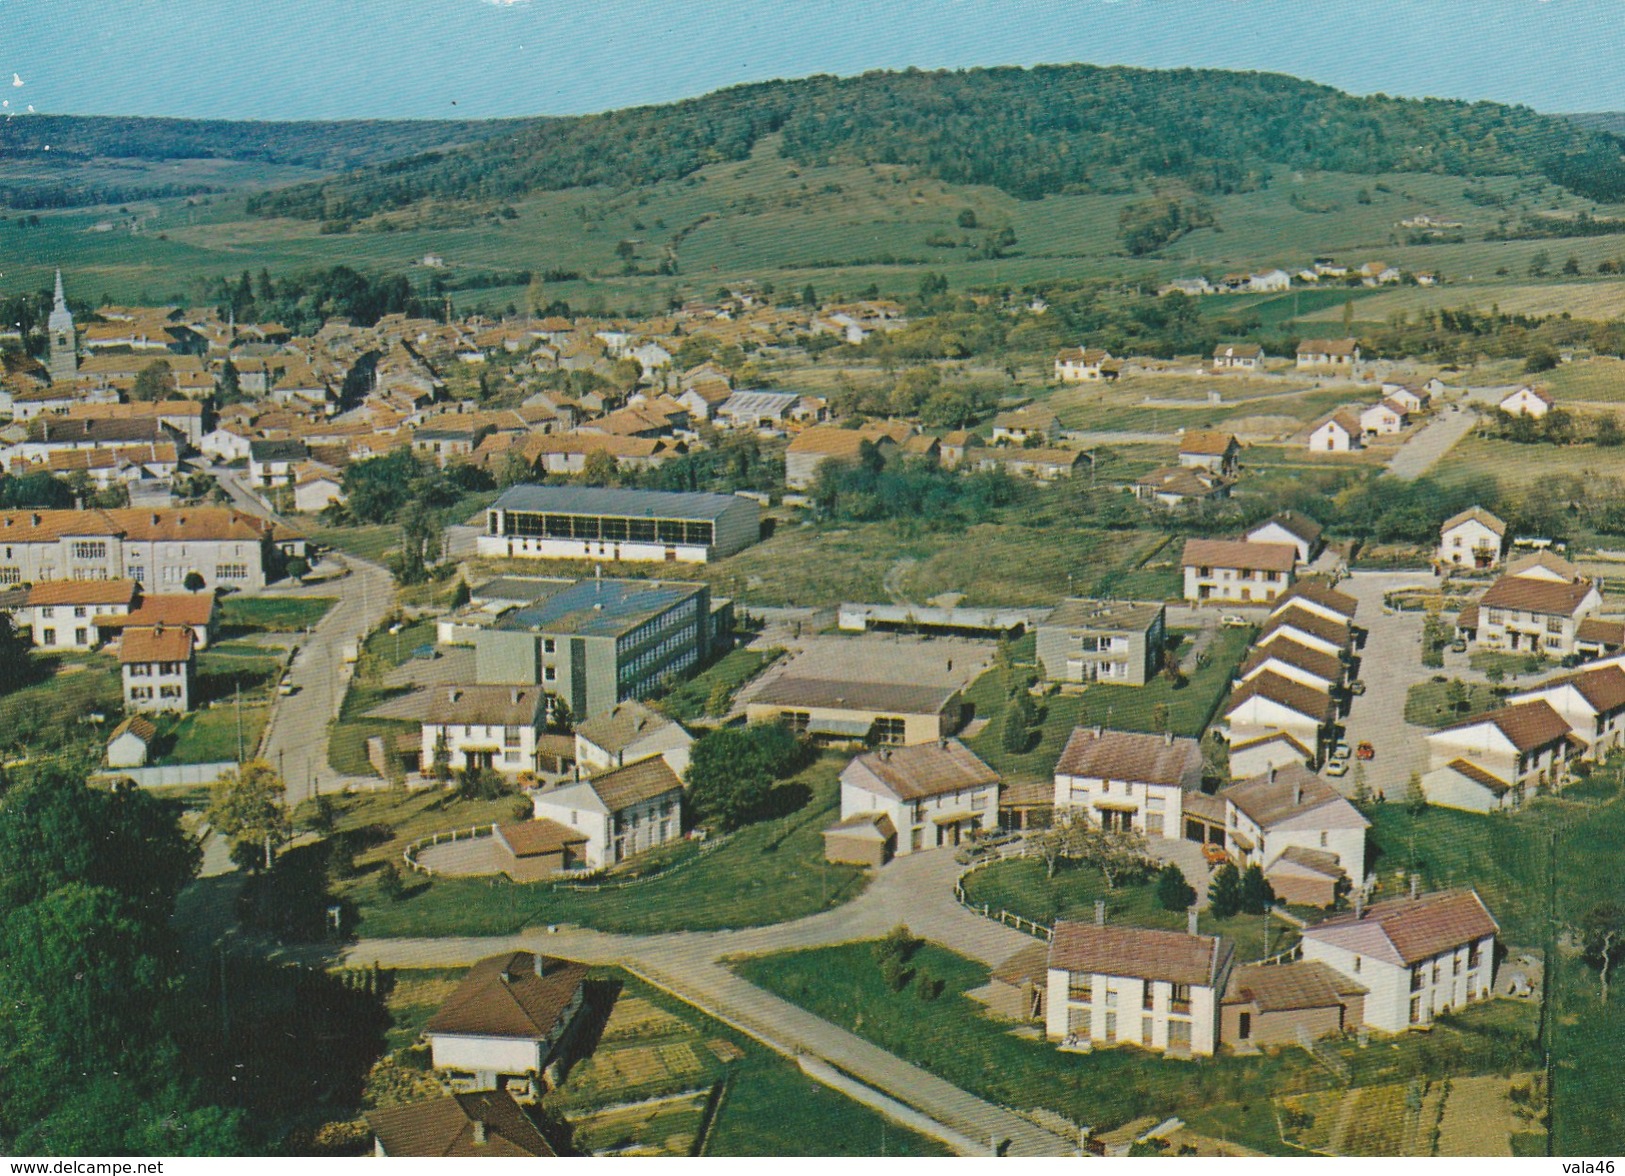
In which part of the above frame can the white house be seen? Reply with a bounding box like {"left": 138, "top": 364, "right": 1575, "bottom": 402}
{"left": 26, "top": 578, "right": 138, "bottom": 649}
{"left": 199, "top": 426, "right": 254, "bottom": 463}
{"left": 1499, "top": 385, "right": 1555, "bottom": 419}
{"left": 247, "top": 439, "right": 309, "bottom": 490}
{"left": 1308, "top": 411, "right": 1363, "bottom": 453}
{"left": 573, "top": 699, "right": 693, "bottom": 779}
{"left": 423, "top": 951, "right": 589, "bottom": 1098}
{"left": 1177, "top": 432, "right": 1240, "bottom": 476}
{"left": 293, "top": 468, "right": 346, "bottom": 514}
{"left": 118, "top": 624, "right": 195, "bottom": 713}
{"left": 1045, "top": 920, "right": 1234, "bottom": 1057}
{"left": 1212, "top": 343, "right": 1264, "bottom": 371}
{"left": 1181, "top": 538, "right": 1297, "bottom": 605}
{"left": 1249, "top": 269, "right": 1292, "bottom": 293}
{"left": 1258, "top": 604, "right": 1352, "bottom": 659}
{"left": 1437, "top": 506, "right": 1507, "bottom": 572}
{"left": 1360, "top": 399, "right": 1409, "bottom": 436}
{"left": 1245, "top": 512, "right": 1324, "bottom": 566}
{"left": 529, "top": 755, "right": 684, "bottom": 869}
{"left": 1298, "top": 889, "right": 1498, "bottom": 1034}
{"left": 1383, "top": 384, "right": 1432, "bottom": 414}
{"left": 1269, "top": 582, "right": 1359, "bottom": 629}
{"left": 1222, "top": 672, "right": 1337, "bottom": 765}
{"left": 1508, "top": 662, "right": 1625, "bottom": 762}
{"left": 1455, "top": 557, "right": 1602, "bottom": 658}
{"left": 837, "top": 739, "right": 1000, "bottom": 855}
{"left": 1296, "top": 339, "right": 1361, "bottom": 370}
{"left": 1236, "top": 637, "right": 1344, "bottom": 696}
{"left": 1219, "top": 764, "right": 1369, "bottom": 907}
{"left": 1226, "top": 730, "right": 1316, "bottom": 781}
{"left": 1421, "top": 700, "right": 1578, "bottom": 812}
{"left": 1054, "top": 347, "right": 1112, "bottom": 382}
{"left": 421, "top": 686, "right": 548, "bottom": 777}
{"left": 1051, "top": 727, "right": 1202, "bottom": 839}
{"left": 105, "top": 715, "right": 157, "bottom": 769}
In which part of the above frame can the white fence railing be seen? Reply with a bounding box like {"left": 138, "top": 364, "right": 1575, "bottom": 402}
{"left": 93, "top": 761, "right": 237, "bottom": 789}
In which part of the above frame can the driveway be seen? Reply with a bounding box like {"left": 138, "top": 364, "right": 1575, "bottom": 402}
{"left": 1386, "top": 407, "right": 1478, "bottom": 480}
{"left": 1332, "top": 572, "right": 1440, "bottom": 801}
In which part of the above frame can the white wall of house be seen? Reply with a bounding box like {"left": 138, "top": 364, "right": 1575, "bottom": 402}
{"left": 1226, "top": 803, "right": 1366, "bottom": 885}
{"left": 1499, "top": 388, "right": 1551, "bottom": 418}
{"left": 1509, "top": 683, "right": 1624, "bottom": 760}
{"left": 428, "top": 1033, "right": 543, "bottom": 1080}
{"left": 31, "top": 601, "right": 129, "bottom": 648}
{"left": 1245, "top": 523, "right": 1314, "bottom": 564}
{"left": 1052, "top": 774, "right": 1184, "bottom": 839}
{"left": 1426, "top": 723, "right": 1570, "bottom": 794}
{"left": 1182, "top": 564, "right": 1292, "bottom": 604}
{"left": 1224, "top": 699, "right": 1325, "bottom": 761}
{"left": 1419, "top": 765, "right": 1512, "bottom": 814}
{"left": 840, "top": 779, "right": 997, "bottom": 856}
{"left": 1437, "top": 519, "right": 1503, "bottom": 569}
{"left": 1257, "top": 624, "right": 1343, "bottom": 659}
{"left": 421, "top": 721, "right": 539, "bottom": 776}
{"left": 123, "top": 659, "right": 191, "bottom": 713}
{"left": 1300, "top": 936, "right": 1493, "bottom": 1034}
{"left": 1308, "top": 421, "right": 1359, "bottom": 452}
{"left": 1044, "top": 969, "right": 1222, "bottom": 1056}
{"left": 1238, "top": 658, "right": 1336, "bottom": 695}
{"left": 1474, "top": 591, "right": 1600, "bottom": 657}
{"left": 531, "top": 793, "right": 612, "bottom": 868}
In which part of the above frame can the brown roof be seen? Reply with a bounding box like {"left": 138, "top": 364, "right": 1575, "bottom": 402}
{"left": 1181, "top": 538, "right": 1297, "bottom": 574}
{"left": 1222, "top": 959, "right": 1366, "bottom": 1011}
{"left": 1048, "top": 922, "right": 1232, "bottom": 988}
{"left": 1225, "top": 670, "right": 1336, "bottom": 723}
{"left": 117, "top": 624, "right": 193, "bottom": 664}
{"left": 1220, "top": 763, "right": 1368, "bottom": 831}
{"left": 786, "top": 425, "right": 903, "bottom": 457}
{"left": 1259, "top": 605, "right": 1352, "bottom": 649}
{"left": 1437, "top": 699, "right": 1573, "bottom": 753}
{"left": 1239, "top": 639, "right": 1344, "bottom": 685}
{"left": 1442, "top": 758, "right": 1511, "bottom": 795}
{"left": 498, "top": 818, "right": 588, "bottom": 858}
{"left": 425, "top": 951, "right": 588, "bottom": 1042}
{"left": 1135, "top": 466, "right": 1229, "bottom": 498}
{"left": 1305, "top": 889, "right": 1499, "bottom": 967}
{"left": 1444, "top": 507, "right": 1508, "bottom": 537}
{"left": 587, "top": 755, "right": 683, "bottom": 811}
{"left": 427, "top": 685, "right": 545, "bottom": 727}
{"left": 991, "top": 941, "right": 1050, "bottom": 987}
{"left": 1250, "top": 511, "right": 1323, "bottom": 546}
{"left": 1297, "top": 337, "right": 1359, "bottom": 357}
{"left": 1480, "top": 576, "right": 1595, "bottom": 623}
{"left": 824, "top": 811, "right": 897, "bottom": 841}
{"left": 1272, "top": 581, "right": 1358, "bottom": 621}
{"left": 1525, "top": 663, "right": 1625, "bottom": 713}
{"left": 1179, "top": 431, "right": 1238, "bottom": 456}
{"left": 1212, "top": 343, "right": 1263, "bottom": 359}
{"left": 749, "top": 676, "right": 958, "bottom": 716}
{"left": 844, "top": 738, "right": 999, "bottom": 802}
{"left": 574, "top": 698, "right": 683, "bottom": 754}
{"left": 1053, "top": 728, "right": 1203, "bottom": 789}
{"left": 1576, "top": 618, "right": 1625, "bottom": 650}
{"left": 366, "top": 1091, "right": 556, "bottom": 1158}
{"left": 27, "top": 579, "right": 139, "bottom": 607}
{"left": 108, "top": 714, "right": 158, "bottom": 744}
{"left": 108, "top": 593, "right": 216, "bottom": 630}
{"left": 1269, "top": 844, "right": 1348, "bottom": 879}
{"left": 1506, "top": 550, "right": 1582, "bottom": 582}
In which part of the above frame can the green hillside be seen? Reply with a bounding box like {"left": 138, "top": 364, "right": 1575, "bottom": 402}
{"left": 249, "top": 63, "right": 1625, "bottom": 225}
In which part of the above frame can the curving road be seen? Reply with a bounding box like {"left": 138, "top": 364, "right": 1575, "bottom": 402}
{"left": 331, "top": 850, "right": 1076, "bottom": 1156}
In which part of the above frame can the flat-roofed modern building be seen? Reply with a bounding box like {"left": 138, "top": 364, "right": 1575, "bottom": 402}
{"left": 1036, "top": 599, "right": 1166, "bottom": 687}
{"left": 744, "top": 677, "right": 963, "bottom": 746}
{"left": 473, "top": 578, "right": 720, "bottom": 721}
{"left": 477, "top": 484, "right": 759, "bottom": 564}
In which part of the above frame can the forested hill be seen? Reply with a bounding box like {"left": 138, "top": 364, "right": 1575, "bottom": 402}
{"left": 246, "top": 64, "right": 1625, "bottom": 223}
{"left": 0, "top": 114, "right": 535, "bottom": 171}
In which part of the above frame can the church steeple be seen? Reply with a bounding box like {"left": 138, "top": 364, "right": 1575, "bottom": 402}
{"left": 48, "top": 268, "right": 77, "bottom": 383}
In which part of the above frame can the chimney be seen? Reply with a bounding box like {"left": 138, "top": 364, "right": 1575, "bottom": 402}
{"left": 510, "top": 687, "right": 520, "bottom": 705}
{"left": 1293, "top": 782, "right": 1302, "bottom": 807}
{"left": 1410, "top": 874, "right": 1421, "bottom": 901}
{"left": 151, "top": 513, "right": 160, "bottom": 526}
{"left": 533, "top": 953, "right": 546, "bottom": 978}
{"left": 450, "top": 688, "right": 461, "bottom": 704}
{"left": 1093, "top": 725, "right": 1103, "bottom": 738}
{"left": 1354, "top": 890, "right": 1365, "bottom": 919}
{"left": 1094, "top": 899, "right": 1106, "bottom": 926}
{"left": 471, "top": 1120, "right": 487, "bottom": 1146}
{"left": 1267, "top": 764, "right": 1276, "bottom": 785}
{"left": 30, "top": 513, "right": 40, "bottom": 526}
{"left": 1164, "top": 730, "right": 1173, "bottom": 747}
{"left": 1187, "top": 907, "right": 1200, "bottom": 937}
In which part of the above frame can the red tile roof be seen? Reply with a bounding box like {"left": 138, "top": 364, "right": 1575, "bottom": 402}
{"left": 1049, "top": 922, "right": 1232, "bottom": 988}
{"left": 1436, "top": 699, "right": 1573, "bottom": 753}
{"left": 1305, "top": 889, "right": 1499, "bottom": 967}
{"left": 1181, "top": 538, "right": 1297, "bottom": 574}
{"left": 1053, "top": 728, "right": 1203, "bottom": 788}
{"left": 425, "top": 951, "right": 587, "bottom": 1042}
{"left": 117, "top": 624, "right": 193, "bottom": 664}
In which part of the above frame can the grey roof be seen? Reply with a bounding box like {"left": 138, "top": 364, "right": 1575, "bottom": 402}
{"left": 575, "top": 699, "right": 686, "bottom": 754}
{"left": 470, "top": 576, "right": 575, "bottom": 606}
{"left": 488, "top": 483, "right": 747, "bottom": 522}
{"left": 494, "top": 578, "right": 706, "bottom": 639}
{"left": 719, "top": 390, "right": 800, "bottom": 416}
{"left": 1042, "top": 598, "right": 1163, "bottom": 633}
{"left": 249, "top": 438, "right": 309, "bottom": 462}
{"left": 426, "top": 685, "right": 545, "bottom": 727}
{"left": 749, "top": 676, "right": 959, "bottom": 716}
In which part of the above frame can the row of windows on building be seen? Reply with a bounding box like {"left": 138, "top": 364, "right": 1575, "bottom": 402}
{"left": 616, "top": 599, "right": 701, "bottom": 654}
{"left": 500, "top": 512, "right": 717, "bottom": 547}
{"left": 1066, "top": 976, "right": 1196, "bottom": 1014}
{"left": 1484, "top": 610, "right": 1567, "bottom": 633}
{"left": 618, "top": 633, "right": 700, "bottom": 690}
{"left": 128, "top": 662, "right": 187, "bottom": 676}
{"left": 129, "top": 685, "right": 184, "bottom": 700}
{"left": 1, "top": 564, "right": 249, "bottom": 585}
{"left": 908, "top": 791, "right": 990, "bottom": 824}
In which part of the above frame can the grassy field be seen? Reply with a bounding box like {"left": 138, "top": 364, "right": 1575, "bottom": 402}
{"left": 734, "top": 938, "right": 1538, "bottom": 1154}
{"left": 216, "top": 595, "right": 337, "bottom": 634}
{"left": 1431, "top": 435, "right": 1625, "bottom": 494}
{"left": 1403, "top": 677, "right": 1507, "bottom": 727}
{"left": 309, "top": 523, "right": 399, "bottom": 565}
{"left": 155, "top": 700, "right": 269, "bottom": 764}
{"left": 963, "top": 626, "right": 1251, "bottom": 783}
{"left": 329, "top": 755, "right": 867, "bottom": 937}
{"left": 961, "top": 856, "right": 1299, "bottom": 962}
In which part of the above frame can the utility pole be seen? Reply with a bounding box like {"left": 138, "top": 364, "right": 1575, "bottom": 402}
{"left": 235, "top": 681, "right": 243, "bottom": 763}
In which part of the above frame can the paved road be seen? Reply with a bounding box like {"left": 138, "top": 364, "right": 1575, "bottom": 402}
{"left": 210, "top": 469, "right": 397, "bottom": 805}
{"left": 1333, "top": 572, "right": 1440, "bottom": 805}
{"left": 332, "top": 850, "right": 1073, "bottom": 1155}
{"left": 1386, "top": 407, "right": 1478, "bottom": 480}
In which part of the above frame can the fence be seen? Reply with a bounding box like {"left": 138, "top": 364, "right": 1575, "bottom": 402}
{"left": 94, "top": 761, "right": 237, "bottom": 789}
{"left": 403, "top": 823, "right": 498, "bottom": 876}
{"left": 403, "top": 823, "right": 733, "bottom": 887}
{"left": 952, "top": 849, "right": 1054, "bottom": 942}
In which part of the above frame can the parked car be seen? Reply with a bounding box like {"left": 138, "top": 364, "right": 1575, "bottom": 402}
{"left": 412, "top": 644, "right": 439, "bottom": 660}
{"left": 1348, "top": 680, "right": 1367, "bottom": 696}
{"left": 1451, "top": 639, "right": 1468, "bottom": 653}
{"left": 1202, "top": 842, "right": 1231, "bottom": 866}
{"left": 1356, "top": 741, "right": 1376, "bottom": 761}
{"left": 1325, "top": 759, "right": 1350, "bottom": 777}
{"left": 1219, "top": 615, "right": 1249, "bottom": 628}
{"left": 1330, "top": 742, "right": 1352, "bottom": 761}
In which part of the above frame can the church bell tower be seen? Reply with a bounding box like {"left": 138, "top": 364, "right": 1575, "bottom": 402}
{"left": 48, "top": 268, "right": 77, "bottom": 383}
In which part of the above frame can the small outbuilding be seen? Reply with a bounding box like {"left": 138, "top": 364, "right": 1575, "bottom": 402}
{"left": 492, "top": 819, "right": 591, "bottom": 882}
{"left": 822, "top": 811, "right": 897, "bottom": 867}
{"left": 105, "top": 715, "right": 158, "bottom": 769}
{"left": 1220, "top": 960, "right": 1368, "bottom": 1049}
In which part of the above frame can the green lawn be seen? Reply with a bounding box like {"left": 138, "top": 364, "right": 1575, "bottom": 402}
{"left": 0, "top": 656, "right": 125, "bottom": 761}
{"left": 1403, "top": 677, "right": 1506, "bottom": 727}
{"left": 964, "top": 626, "right": 1252, "bottom": 783}
{"left": 733, "top": 938, "right": 1536, "bottom": 1153}
{"left": 650, "top": 645, "right": 784, "bottom": 723}
{"left": 334, "top": 755, "right": 868, "bottom": 937}
{"left": 327, "top": 618, "right": 446, "bottom": 776}
{"left": 309, "top": 523, "right": 399, "bottom": 565}
{"left": 216, "top": 595, "right": 337, "bottom": 633}
{"left": 960, "top": 856, "right": 1297, "bottom": 963}
{"left": 156, "top": 700, "right": 269, "bottom": 764}
{"left": 1468, "top": 650, "right": 1551, "bottom": 680}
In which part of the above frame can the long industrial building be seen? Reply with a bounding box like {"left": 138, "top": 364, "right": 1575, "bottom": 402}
{"left": 476, "top": 485, "right": 760, "bottom": 564}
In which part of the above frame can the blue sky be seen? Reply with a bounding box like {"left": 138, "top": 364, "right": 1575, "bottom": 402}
{"left": 1, "top": 0, "right": 1618, "bottom": 121}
